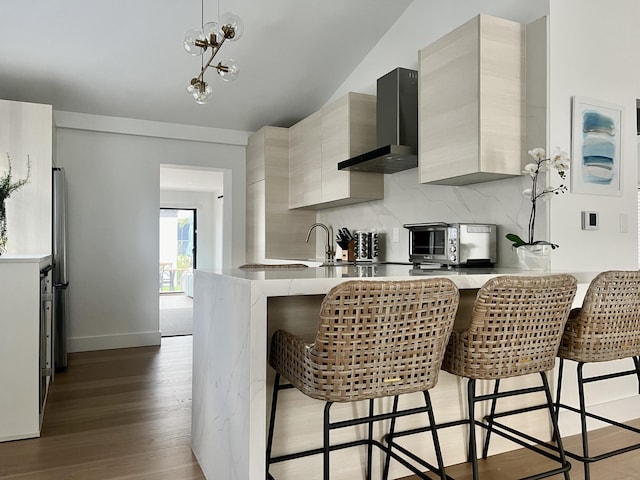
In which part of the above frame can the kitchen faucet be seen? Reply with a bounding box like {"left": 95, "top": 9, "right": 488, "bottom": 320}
{"left": 305, "top": 223, "right": 335, "bottom": 263}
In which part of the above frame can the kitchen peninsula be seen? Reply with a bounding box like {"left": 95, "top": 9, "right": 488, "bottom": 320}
{"left": 191, "top": 264, "right": 597, "bottom": 480}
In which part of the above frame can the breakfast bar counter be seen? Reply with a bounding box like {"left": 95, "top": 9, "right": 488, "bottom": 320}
{"left": 191, "top": 265, "right": 598, "bottom": 480}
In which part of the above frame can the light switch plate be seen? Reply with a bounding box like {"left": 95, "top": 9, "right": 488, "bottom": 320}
{"left": 620, "top": 213, "right": 629, "bottom": 233}
{"left": 581, "top": 211, "right": 599, "bottom": 230}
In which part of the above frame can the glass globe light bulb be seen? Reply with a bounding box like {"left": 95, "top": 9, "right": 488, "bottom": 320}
{"left": 191, "top": 82, "right": 213, "bottom": 104}
{"left": 202, "top": 21, "right": 219, "bottom": 44}
{"left": 186, "top": 78, "right": 199, "bottom": 94}
{"left": 217, "top": 59, "right": 239, "bottom": 82}
{"left": 218, "top": 12, "right": 244, "bottom": 41}
{"left": 183, "top": 28, "right": 205, "bottom": 55}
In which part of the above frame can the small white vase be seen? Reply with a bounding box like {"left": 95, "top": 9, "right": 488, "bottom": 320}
{"left": 516, "top": 244, "right": 551, "bottom": 271}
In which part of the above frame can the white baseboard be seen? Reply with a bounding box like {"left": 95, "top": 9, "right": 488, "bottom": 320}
{"left": 67, "top": 331, "right": 162, "bottom": 353}
{"left": 558, "top": 395, "right": 640, "bottom": 437}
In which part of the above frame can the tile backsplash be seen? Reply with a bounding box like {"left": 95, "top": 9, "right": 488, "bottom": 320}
{"left": 316, "top": 167, "right": 537, "bottom": 267}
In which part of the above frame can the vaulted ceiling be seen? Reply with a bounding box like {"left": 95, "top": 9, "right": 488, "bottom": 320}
{"left": 0, "top": 0, "right": 412, "bottom": 132}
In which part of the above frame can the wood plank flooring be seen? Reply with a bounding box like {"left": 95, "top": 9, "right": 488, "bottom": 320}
{"left": 1, "top": 336, "right": 639, "bottom": 479}
{"left": 398, "top": 416, "right": 640, "bottom": 480}
{"left": 0, "top": 336, "right": 204, "bottom": 479}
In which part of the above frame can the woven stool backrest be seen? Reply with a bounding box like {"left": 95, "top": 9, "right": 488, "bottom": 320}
{"left": 307, "top": 279, "right": 459, "bottom": 402}
{"left": 559, "top": 270, "right": 640, "bottom": 362}
{"left": 444, "top": 274, "right": 577, "bottom": 379}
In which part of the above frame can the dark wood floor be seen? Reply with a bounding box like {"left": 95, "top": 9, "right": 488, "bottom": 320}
{"left": 398, "top": 406, "right": 640, "bottom": 480}
{"left": 1, "top": 336, "right": 639, "bottom": 479}
{"left": 0, "top": 336, "right": 204, "bottom": 479}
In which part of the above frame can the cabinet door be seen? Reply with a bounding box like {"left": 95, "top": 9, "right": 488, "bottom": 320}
{"left": 419, "top": 17, "right": 479, "bottom": 184}
{"left": 290, "top": 93, "right": 380, "bottom": 209}
{"left": 246, "top": 127, "right": 315, "bottom": 262}
{"left": 246, "top": 180, "right": 265, "bottom": 262}
{"left": 321, "top": 92, "right": 380, "bottom": 206}
{"left": 321, "top": 95, "right": 350, "bottom": 203}
{"left": 0, "top": 100, "right": 52, "bottom": 253}
{"left": 288, "top": 111, "right": 321, "bottom": 208}
{"left": 246, "top": 128, "right": 266, "bottom": 186}
{"left": 418, "top": 14, "right": 524, "bottom": 185}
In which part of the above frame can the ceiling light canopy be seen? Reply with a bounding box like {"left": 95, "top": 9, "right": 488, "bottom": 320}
{"left": 183, "top": 4, "right": 243, "bottom": 105}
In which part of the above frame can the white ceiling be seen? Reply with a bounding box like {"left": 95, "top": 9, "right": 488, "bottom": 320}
{"left": 0, "top": 0, "right": 412, "bottom": 133}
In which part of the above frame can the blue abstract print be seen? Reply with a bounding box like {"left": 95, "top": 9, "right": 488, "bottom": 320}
{"left": 581, "top": 110, "right": 616, "bottom": 185}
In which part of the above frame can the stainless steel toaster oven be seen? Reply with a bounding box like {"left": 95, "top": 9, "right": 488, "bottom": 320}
{"left": 404, "top": 222, "right": 497, "bottom": 267}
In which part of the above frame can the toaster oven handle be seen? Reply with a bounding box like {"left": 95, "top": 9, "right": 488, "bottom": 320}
{"left": 403, "top": 222, "right": 450, "bottom": 229}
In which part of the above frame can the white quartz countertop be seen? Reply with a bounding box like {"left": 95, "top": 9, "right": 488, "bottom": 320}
{"left": 0, "top": 254, "right": 52, "bottom": 264}
{"left": 197, "top": 263, "right": 598, "bottom": 297}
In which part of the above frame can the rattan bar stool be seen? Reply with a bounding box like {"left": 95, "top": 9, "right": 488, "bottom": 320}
{"left": 266, "top": 279, "right": 460, "bottom": 480}
{"left": 436, "top": 274, "right": 577, "bottom": 480}
{"left": 554, "top": 270, "right": 640, "bottom": 480}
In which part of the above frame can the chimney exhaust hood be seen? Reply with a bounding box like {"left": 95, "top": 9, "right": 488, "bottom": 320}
{"left": 338, "top": 67, "right": 418, "bottom": 174}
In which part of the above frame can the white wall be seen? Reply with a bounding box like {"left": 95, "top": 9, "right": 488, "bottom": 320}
{"left": 160, "top": 189, "right": 219, "bottom": 271}
{"left": 318, "top": 0, "right": 551, "bottom": 266}
{"left": 548, "top": 0, "right": 639, "bottom": 270}
{"left": 56, "top": 114, "right": 246, "bottom": 352}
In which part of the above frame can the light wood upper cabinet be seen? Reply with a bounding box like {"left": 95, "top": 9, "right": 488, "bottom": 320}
{"left": 418, "top": 14, "right": 525, "bottom": 185}
{"left": 289, "top": 92, "right": 383, "bottom": 210}
{"left": 288, "top": 111, "right": 322, "bottom": 209}
{"left": 320, "top": 92, "right": 382, "bottom": 206}
{"left": 0, "top": 100, "right": 52, "bottom": 254}
{"left": 246, "top": 126, "right": 315, "bottom": 262}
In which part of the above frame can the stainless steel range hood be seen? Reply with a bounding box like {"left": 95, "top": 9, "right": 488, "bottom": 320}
{"left": 338, "top": 67, "right": 418, "bottom": 174}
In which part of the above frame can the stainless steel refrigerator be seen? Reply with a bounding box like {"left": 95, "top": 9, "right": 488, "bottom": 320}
{"left": 52, "top": 167, "right": 69, "bottom": 370}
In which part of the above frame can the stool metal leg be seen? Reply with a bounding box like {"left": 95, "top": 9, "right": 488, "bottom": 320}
{"left": 467, "top": 378, "right": 479, "bottom": 480}
{"left": 382, "top": 395, "right": 399, "bottom": 480}
{"left": 540, "top": 371, "right": 571, "bottom": 480}
{"left": 266, "top": 373, "right": 281, "bottom": 480}
{"left": 423, "top": 390, "right": 448, "bottom": 480}
{"left": 366, "top": 398, "right": 374, "bottom": 480}
{"left": 554, "top": 358, "right": 566, "bottom": 442}
{"left": 577, "top": 362, "right": 591, "bottom": 480}
{"left": 481, "top": 379, "right": 501, "bottom": 459}
{"left": 323, "top": 402, "right": 333, "bottom": 480}
{"left": 633, "top": 356, "right": 640, "bottom": 394}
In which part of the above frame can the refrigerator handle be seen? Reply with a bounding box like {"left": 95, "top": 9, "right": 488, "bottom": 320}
{"left": 40, "top": 264, "right": 53, "bottom": 276}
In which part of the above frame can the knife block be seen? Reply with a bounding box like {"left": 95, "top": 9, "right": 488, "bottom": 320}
{"left": 341, "top": 240, "right": 355, "bottom": 262}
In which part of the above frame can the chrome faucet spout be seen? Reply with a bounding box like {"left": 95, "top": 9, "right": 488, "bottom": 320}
{"left": 305, "top": 223, "right": 335, "bottom": 263}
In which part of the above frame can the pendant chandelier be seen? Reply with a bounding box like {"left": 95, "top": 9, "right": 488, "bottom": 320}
{"left": 183, "top": 0, "right": 243, "bottom": 104}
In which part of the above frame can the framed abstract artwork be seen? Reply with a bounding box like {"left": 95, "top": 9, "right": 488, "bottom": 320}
{"left": 571, "top": 97, "right": 624, "bottom": 196}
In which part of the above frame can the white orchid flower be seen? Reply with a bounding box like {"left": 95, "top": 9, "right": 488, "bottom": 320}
{"left": 528, "top": 148, "right": 546, "bottom": 161}
{"left": 552, "top": 159, "right": 569, "bottom": 171}
{"left": 510, "top": 146, "right": 569, "bottom": 248}
{"left": 550, "top": 147, "right": 570, "bottom": 170}
{"left": 550, "top": 147, "right": 569, "bottom": 163}
{"left": 523, "top": 163, "right": 537, "bottom": 177}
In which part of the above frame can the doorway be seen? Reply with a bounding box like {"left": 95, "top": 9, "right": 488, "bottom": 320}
{"left": 159, "top": 208, "right": 196, "bottom": 336}
{"left": 158, "top": 164, "right": 225, "bottom": 337}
